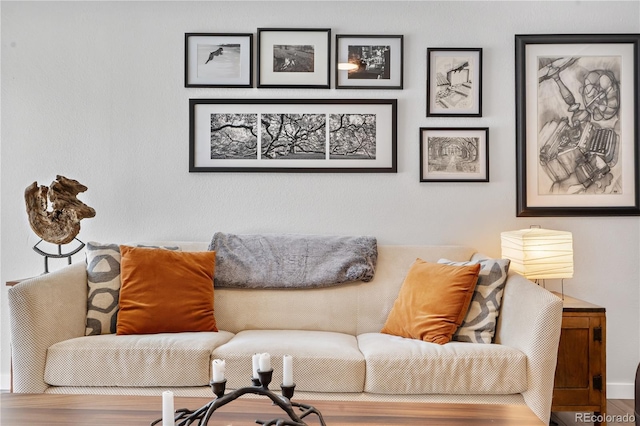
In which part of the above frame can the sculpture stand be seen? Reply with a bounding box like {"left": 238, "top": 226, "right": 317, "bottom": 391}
{"left": 150, "top": 369, "right": 326, "bottom": 426}
{"left": 32, "top": 238, "right": 85, "bottom": 274}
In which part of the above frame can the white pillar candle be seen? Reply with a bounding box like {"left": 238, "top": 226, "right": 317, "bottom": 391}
{"left": 252, "top": 353, "right": 260, "bottom": 379}
{"left": 162, "top": 390, "right": 174, "bottom": 426}
{"left": 282, "top": 354, "right": 293, "bottom": 386}
{"left": 212, "top": 359, "right": 225, "bottom": 382}
{"left": 259, "top": 352, "right": 271, "bottom": 372}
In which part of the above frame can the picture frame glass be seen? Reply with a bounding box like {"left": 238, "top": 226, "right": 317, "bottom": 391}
{"left": 258, "top": 30, "right": 330, "bottom": 87}
{"left": 336, "top": 36, "right": 403, "bottom": 88}
{"left": 427, "top": 49, "right": 481, "bottom": 116}
{"left": 522, "top": 41, "right": 637, "bottom": 210}
{"left": 186, "top": 34, "right": 252, "bottom": 87}
{"left": 420, "top": 128, "right": 488, "bottom": 182}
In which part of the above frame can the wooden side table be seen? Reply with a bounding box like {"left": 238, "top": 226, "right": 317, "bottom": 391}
{"left": 6, "top": 279, "right": 29, "bottom": 287}
{"left": 551, "top": 292, "right": 606, "bottom": 424}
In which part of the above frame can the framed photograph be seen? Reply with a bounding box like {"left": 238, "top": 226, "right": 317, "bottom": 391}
{"left": 184, "top": 33, "right": 253, "bottom": 88}
{"left": 426, "top": 48, "right": 482, "bottom": 117}
{"left": 419, "top": 127, "right": 489, "bottom": 182}
{"left": 257, "top": 28, "right": 331, "bottom": 88}
{"left": 515, "top": 33, "right": 640, "bottom": 216}
{"left": 335, "top": 35, "right": 403, "bottom": 89}
{"left": 189, "top": 98, "right": 397, "bottom": 172}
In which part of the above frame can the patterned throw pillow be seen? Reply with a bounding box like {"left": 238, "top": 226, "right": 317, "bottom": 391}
{"left": 438, "top": 257, "right": 510, "bottom": 344}
{"left": 85, "top": 242, "right": 179, "bottom": 336}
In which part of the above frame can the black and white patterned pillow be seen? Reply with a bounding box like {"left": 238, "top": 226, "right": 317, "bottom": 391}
{"left": 438, "top": 257, "right": 510, "bottom": 344}
{"left": 85, "top": 242, "right": 179, "bottom": 335}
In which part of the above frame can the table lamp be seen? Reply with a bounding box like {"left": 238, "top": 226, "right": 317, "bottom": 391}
{"left": 501, "top": 227, "right": 573, "bottom": 298}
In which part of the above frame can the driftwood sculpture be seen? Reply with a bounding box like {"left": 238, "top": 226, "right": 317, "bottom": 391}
{"left": 24, "top": 175, "right": 96, "bottom": 245}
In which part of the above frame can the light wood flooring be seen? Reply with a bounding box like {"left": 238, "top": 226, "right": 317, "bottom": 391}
{"left": 0, "top": 391, "right": 634, "bottom": 425}
{"left": 552, "top": 400, "right": 635, "bottom": 425}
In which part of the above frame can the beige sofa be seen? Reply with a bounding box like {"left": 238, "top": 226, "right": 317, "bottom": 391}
{"left": 8, "top": 243, "right": 562, "bottom": 424}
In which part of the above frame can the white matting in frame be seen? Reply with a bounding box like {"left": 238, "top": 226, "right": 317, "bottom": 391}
{"left": 523, "top": 41, "right": 636, "bottom": 210}
{"left": 189, "top": 99, "right": 397, "bottom": 172}
{"left": 420, "top": 127, "right": 489, "bottom": 182}
{"left": 336, "top": 35, "right": 403, "bottom": 89}
{"left": 427, "top": 48, "right": 482, "bottom": 117}
{"left": 185, "top": 33, "right": 253, "bottom": 87}
{"left": 258, "top": 29, "right": 331, "bottom": 88}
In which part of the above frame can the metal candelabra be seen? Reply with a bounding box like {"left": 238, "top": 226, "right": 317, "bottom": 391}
{"left": 150, "top": 369, "right": 326, "bottom": 426}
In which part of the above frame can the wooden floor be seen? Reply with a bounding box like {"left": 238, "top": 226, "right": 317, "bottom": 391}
{"left": 1, "top": 393, "right": 544, "bottom": 425}
{"left": 0, "top": 391, "right": 634, "bottom": 425}
{"left": 551, "top": 400, "right": 635, "bottom": 425}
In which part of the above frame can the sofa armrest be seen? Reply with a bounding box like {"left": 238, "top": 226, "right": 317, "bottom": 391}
{"left": 494, "top": 272, "right": 562, "bottom": 425}
{"left": 8, "top": 262, "right": 88, "bottom": 393}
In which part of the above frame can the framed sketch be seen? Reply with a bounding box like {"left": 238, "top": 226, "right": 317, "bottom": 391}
{"left": 427, "top": 48, "right": 482, "bottom": 117}
{"left": 185, "top": 33, "right": 253, "bottom": 88}
{"left": 189, "top": 98, "right": 397, "bottom": 172}
{"left": 335, "top": 35, "right": 403, "bottom": 89}
{"left": 257, "top": 28, "right": 331, "bottom": 88}
{"left": 515, "top": 33, "right": 640, "bottom": 216}
{"left": 419, "top": 127, "right": 489, "bottom": 182}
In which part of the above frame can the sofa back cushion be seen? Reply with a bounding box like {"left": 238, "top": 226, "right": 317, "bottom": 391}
{"left": 124, "top": 242, "right": 475, "bottom": 335}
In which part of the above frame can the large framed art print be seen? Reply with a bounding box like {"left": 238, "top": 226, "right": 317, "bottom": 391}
{"left": 189, "top": 99, "right": 397, "bottom": 172}
{"left": 515, "top": 33, "right": 640, "bottom": 216}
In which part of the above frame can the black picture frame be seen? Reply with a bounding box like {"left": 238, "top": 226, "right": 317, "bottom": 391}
{"left": 515, "top": 33, "right": 640, "bottom": 216}
{"left": 335, "top": 34, "right": 404, "bottom": 89}
{"left": 257, "top": 28, "right": 331, "bottom": 89}
{"left": 426, "top": 47, "right": 482, "bottom": 117}
{"left": 189, "top": 98, "right": 397, "bottom": 173}
{"left": 419, "top": 127, "right": 489, "bottom": 182}
{"left": 185, "top": 33, "right": 253, "bottom": 88}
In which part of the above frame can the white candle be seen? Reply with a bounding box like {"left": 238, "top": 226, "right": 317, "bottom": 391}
{"left": 282, "top": 354, "right": 293, "bottom": 386}
{"left": 252, "top": 353, "right": 260, "bottom": 379}
{"left": 212, "top": 359, "right": 225, "bottom": 382}
{"left": 259, "top": 352, "right": 271, "bottom": 372}
{"left": 162, "top": 390, "right": 174, "bottom": 426}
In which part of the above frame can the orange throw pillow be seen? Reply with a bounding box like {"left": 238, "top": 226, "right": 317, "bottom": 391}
{"left": 381, "top": 259, "right": 480, "bottom": 344}
{"left": 116, "top": 246, "right": 218, "bottom": 335}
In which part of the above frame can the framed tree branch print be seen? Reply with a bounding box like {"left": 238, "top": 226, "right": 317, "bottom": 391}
{"left": 515, "top": 33, "right": 640, "bottom": 216}
{"left": 189, "top": 98, "right": 397, "bottom": 172}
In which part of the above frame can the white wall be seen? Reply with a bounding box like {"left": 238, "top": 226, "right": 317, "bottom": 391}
{"left": 1, "top": 1, "right": 639, "bottom": 397}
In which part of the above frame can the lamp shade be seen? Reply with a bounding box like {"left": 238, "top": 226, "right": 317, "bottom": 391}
{"left": 501, "top": 228, "right": 573, "bottom": 279}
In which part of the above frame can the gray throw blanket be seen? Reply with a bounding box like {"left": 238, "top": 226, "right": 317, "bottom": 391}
{"left": 208, "top": 232, "right": 378, "bottom": 289}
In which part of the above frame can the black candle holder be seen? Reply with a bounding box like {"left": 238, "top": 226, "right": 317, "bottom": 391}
{"left": 150, "top": 369, "right": 326, "bottom": 426}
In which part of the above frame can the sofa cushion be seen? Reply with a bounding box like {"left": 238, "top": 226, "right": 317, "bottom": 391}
{"left": 358, "top": 333, "right": 527, "bottom": 395}
{"left": 439, "top": 256, "right": 510, "bottom": 343}
{"left": 85, "top": 242, "right": 180, "bottom": 336}
{"left": 381, "top": 259, "right": 481, "bottom": 344}
{"left": 44, "top": 331, "right": 234, "bottom": 387}
{"left": 117, "top": 246, "right": 218, "bottom": 335}
{"left": 212, "top": 330, "right": 365, "bottom": 393}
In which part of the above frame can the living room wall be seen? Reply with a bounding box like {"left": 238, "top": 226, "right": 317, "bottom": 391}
{"left": 1, "top": 0, "right": 639, "bottom": 397}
